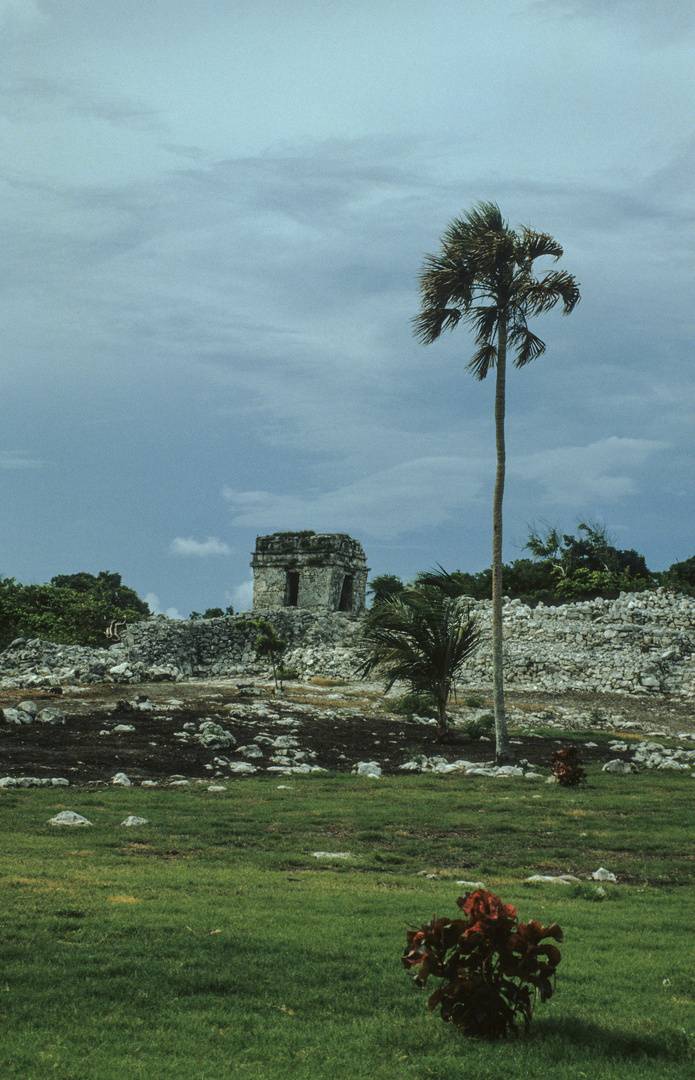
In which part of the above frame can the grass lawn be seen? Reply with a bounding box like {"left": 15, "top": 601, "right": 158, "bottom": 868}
{"left": 1, "top": 769, "right": 693, "bottom": 1079}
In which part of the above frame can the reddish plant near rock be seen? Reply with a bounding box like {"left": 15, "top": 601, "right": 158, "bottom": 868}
{"left": 551, "top": 746, "right": 587, "bottom": 786}
{"left": 402, "top": 889, "right": 562, "bottom": 1039}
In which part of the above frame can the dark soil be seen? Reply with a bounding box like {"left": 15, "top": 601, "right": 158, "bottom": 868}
{"left": 1, "top": 679, "right": 693, "bottom": 785}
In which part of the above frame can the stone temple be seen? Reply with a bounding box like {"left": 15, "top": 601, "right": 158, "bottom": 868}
{"left": 251, "top": 532, "right": 368, "bottom": 613}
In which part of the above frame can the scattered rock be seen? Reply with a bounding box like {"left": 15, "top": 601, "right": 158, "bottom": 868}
{"left": 49, "top": 811, "right": 93, "bottom": 826}
{"left": 602, "top": 759, "right": 638, "bottom": 774}
{"left": 353, "top": 761, "right": 382, "bottom": 777}
{"left": 591, "top": 867, "right": 617, "bottom": 882}
{"left": 121, "top": 815, "right": 148, "bottom": 827}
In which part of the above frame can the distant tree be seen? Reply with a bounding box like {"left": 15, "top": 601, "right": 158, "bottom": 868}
{"left": 356, "top": 585, "right": 479, "bottom": 740}
{"left": 659, "top": 556, "right": 695, "bottom": 595}
{"left": 524, "top": 522, "right": 655, "bottom": 599}
{"left": 253, "top": 618, "right": 288, "bottom": 693}
{"left": 0, "top": 571, "right": 149, "bottom": 648}
{"left": 367, "top": 574, "right": 406, "bottom": 607}
{"left": 414, "top": 202, "right": 579, "bottom": 760}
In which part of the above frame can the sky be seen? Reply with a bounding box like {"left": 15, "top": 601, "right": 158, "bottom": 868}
{"left": 1, "top": 0, "right": 694, "bottom": 618}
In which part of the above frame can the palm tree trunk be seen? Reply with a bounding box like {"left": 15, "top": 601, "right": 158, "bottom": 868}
{"left": 492, "top": 314, "right": 511, "bottom": 762}
{"left": 436, "top": 688, "right": 448, "bottom": 741}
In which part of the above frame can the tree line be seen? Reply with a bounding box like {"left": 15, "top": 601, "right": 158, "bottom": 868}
{"left": 368, "top": 523, "right": 695, "bottom": 609}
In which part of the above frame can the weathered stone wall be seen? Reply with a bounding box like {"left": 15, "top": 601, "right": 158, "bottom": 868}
{"left": 1, "top": 588, "right": 694, "bottom": 696}
{"left": 459, "top": 588, "right": 695, "bottom": 696}
{"left": 251, "top": 532, "right": 368, "bottom": 613}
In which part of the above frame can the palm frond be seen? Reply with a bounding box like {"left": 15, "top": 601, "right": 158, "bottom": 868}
{"left": 466, "top": 341, "right": 497, "bottom": 380}
{"left": 508, "top": 325, "right": 547, "bottom": 366}
{"left": 519, "top": 271, "right": 581, "bottom": 316}
{"left": 355, "top": 587, "right": 479, "bottom": 702}
{"left": 517, "top": 227, "right": 563, "bottom": 265}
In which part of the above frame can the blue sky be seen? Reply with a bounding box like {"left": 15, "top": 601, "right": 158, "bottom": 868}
{"left": 1, "top": 0, "right": 694, "bottom": 617}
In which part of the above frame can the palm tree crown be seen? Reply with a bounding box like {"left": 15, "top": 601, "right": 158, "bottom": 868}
{"left": 413, "top": 201, "right": 580, "bottom": 377}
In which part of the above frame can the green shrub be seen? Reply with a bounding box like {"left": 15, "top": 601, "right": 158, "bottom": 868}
{"left": 462, "top": 712, "right": 495, "bottom": 740}
{"left": 388, "top": 692, "right": 438, "bottom": 720}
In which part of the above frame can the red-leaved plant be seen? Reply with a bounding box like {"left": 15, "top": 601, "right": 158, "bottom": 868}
{"left": 402, "top": 889, "right": 563, "bottom": 1039}
{"left": 551, "top": 746, "right": 587, "bottom": 786}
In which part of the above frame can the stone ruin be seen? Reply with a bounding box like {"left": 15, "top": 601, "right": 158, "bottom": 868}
{"left": 250, "top": 531, "right": 368, "bottom": 614}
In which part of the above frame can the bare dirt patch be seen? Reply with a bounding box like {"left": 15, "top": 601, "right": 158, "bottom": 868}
{"left": 1, "top": 678, "right": 693, "bottom": 785}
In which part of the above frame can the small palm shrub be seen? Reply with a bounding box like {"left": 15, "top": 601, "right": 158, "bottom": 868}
{"left": 551, "top": 746, "right": 586, "bottom": 786}
{"left": 462, "top": 712, "right": 494, "bottom": 740}
{"left": 402, "top": 889, "right": 563, "bottom": 1039}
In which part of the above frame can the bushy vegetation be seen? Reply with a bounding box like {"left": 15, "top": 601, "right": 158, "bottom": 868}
{"left": 371, "top": 521, "right": 695, "bottom": 608}
{"left": 189, "top": 606, "right": 234, "bottom": 620}
{"left": 0, "top": 571, "right": 149, "bottom": 649}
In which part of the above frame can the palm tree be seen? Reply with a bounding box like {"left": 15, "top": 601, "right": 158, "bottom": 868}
{"left": 355, "top": 586, "right": 479, "bottom": 739}
{"left": 413, "top": 202, "right": 580, "bottom": 761}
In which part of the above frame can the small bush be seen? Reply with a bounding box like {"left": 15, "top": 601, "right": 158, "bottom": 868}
{"left": 462, "top": 694, "right": 486, "bottom": 708}
{"left": 403, "top": 889, "right": 562, "bottom": 1039}
{"left": 462, "top": 712, "right": 495, "bottom": 740}
{"left": 550, "top": 746, "right": 587, "bottom": 786}
{"left": 388, "top": 693, "right": 438, "bottom": 721}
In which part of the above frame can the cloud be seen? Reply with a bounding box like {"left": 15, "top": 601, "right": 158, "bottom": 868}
{"left": 169, "top": 536, "right": 232, "bottom": 557}
{"left": 222, "top": 438, "right": 670, "bottom": 542}
{"left": 0, "top": 451, "right": 44, "bottom": 468}
{"left": 230, "top": 579, "right": 254, "bottom": 612}
{"left": 144, "top": 592, "right": 182, "bottom": 620}
{"left": 223, "top": 456, "right": 489, "bottom": 539}
{"left": 512, "top": 437, "right": 670, "bottom": 505}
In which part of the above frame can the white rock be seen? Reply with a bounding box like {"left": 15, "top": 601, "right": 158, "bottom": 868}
{"left": 37, "top": 707, "right": 65, "bottom": 725}
{"left": 354, "top": 762, "right": 382, "bottom": 777}
{"left": 121, "top": 816, "right": 148, "bottom": 827}
{"left": 313, "top": 851, "right": 350, "bottom": 859}
{"left": 49, "top": 811, "right": 93, "bottom": 827}
{"left": 591, "top": 867, "right": 617, "bottom": 882}
{"left": 17, "top": 700, "right": 39, "bottom": 717}
{"left": 236, "top": 744, "right": 264, "bottom": 758}
{"left": 228, "top": 763, "right": 258, "bottom": 774}
{"left": 0, "top": 777, "right": 17, "bottom": 787}
{"left": 526, "top": 874, "right": 580, "bottom": 884}
{"left": 206, "top": 785, "right": 227, "bottom": 791}
{"left": 456, "top": 880, "right": 486, "bottom": 889}
{"left": 112, "top": 772, "right": 132, "bottom": 786}
{"left": 113, "top": 724, "right": 136, "bottom": 733}
{"left": 602, "top": 759, "right": 638, "bottom": 774}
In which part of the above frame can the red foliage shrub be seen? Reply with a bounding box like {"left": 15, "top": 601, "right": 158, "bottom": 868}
{"left": 551, "top": 746, "right": 587, "bottom": 786}
{"left": 402, "top": 889, "right": 562, "bottom": 1039}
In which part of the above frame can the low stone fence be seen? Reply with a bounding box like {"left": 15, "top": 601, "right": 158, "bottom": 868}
{"left": 1, "top": 588, "right": 694, "bottom": 696}
{"left": 460, "top": 588, "right": 695, "bottom": 696}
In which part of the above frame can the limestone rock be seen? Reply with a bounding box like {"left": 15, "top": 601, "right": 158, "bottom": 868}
{"left": 49, "top": 811, "right": 93, "bottom": 826}
{"left": 353, "top": 761, "right": 382, "bottom": 777}
{"left": 602, "top": 759, "right": 638, "bottom": 774}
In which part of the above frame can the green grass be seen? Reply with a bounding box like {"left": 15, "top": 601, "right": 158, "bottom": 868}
{"left": 1, "top": 770, "right": 694, "bottom": 1079}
